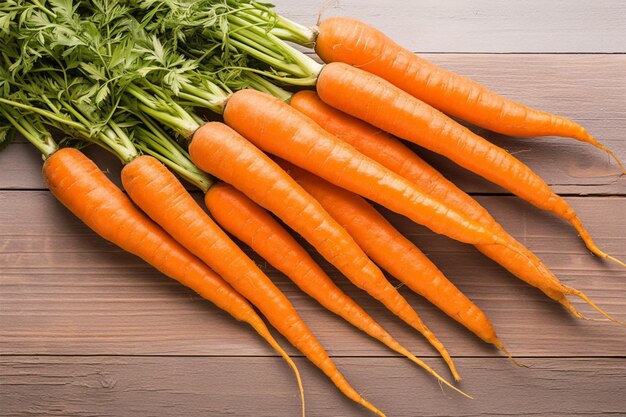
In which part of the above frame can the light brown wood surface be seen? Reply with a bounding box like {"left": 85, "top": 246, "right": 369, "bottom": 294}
{"left": 1, "top": 20, "right": 625, "bottom": 417}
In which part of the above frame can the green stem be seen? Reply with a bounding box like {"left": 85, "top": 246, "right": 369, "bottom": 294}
{"left": 0, "top": 98, "right": 86, "bottom": 131}
{"left": 134, "top": 119, "right": 213, "bottom": 192}
{"left": 125, "top": 84, "right": 201, "bottom": 137}
{"left": 0, "top": 106, "right": 57, "bottom": 158}
{"left": 226, "top": 14, "right": 322, "bottom": 79}
{"left": 242, "top": 4, "right": 317, "bottom": 46}
{"left": 56, "top": 100, "right": 138, "bottom": 163}
{"left": 242, "top": 73, "right": 293, "bottom": 102}
{"left": 137, "top": 102, "right": 200, "bottom": 138}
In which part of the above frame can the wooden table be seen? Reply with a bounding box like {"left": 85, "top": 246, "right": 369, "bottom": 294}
{"left": 1, "top": 1, "right": 625, "bottom": 416}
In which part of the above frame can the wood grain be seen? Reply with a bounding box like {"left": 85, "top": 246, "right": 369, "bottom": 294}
{"left": 2, "top": 191, "right": 624, "bottom": 359}
{"left": 1, "top": 356, "right": 624, "bottom": 417}
{"left": 1, "top": 38, "right": 625, "bottom": 415}
{"left": 272, "top": 0, "right": 626, "bottom": 53}
{"left": 3, "top": 55, "right": 624, "bottom": 194}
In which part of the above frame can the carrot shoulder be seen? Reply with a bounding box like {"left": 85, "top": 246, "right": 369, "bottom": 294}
{"left": 314, "top": 17, "right": 624, "bottom": 173}
{"left": 43, "top": 148, "right": 304, "bottom": 413}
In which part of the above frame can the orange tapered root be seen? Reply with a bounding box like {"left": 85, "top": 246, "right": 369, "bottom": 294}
{"left": 315, "top": 62, "right": 617, "bottom": 267}
{"left": 568, "top": 216, "right": 626, "bottom": 269}
{"left": 44, "top": 149, "right": 305, "bottom": 413}
{"left": 315, "top": 17, "right": 624, "bottom": 171}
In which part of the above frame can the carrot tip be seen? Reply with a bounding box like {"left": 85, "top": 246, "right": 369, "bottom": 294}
{"left": 415, "top": 324, "right": 461, "bottom": 382}
{"left": 393, "top": 345, "right": 471, "bottom": 398}
{"left": 563, "top": 285, "right": 626, "bottom": 326}
{"left": 605, "top": 254, "right": 626, "bottom": 269}
{"left": 580, "top": 132, "right": 626, "bottom": 175}
{"left": 604, "top": 147, "right": 626, "bottom": 175}
{"left": 494, "top": 340, "right": 529, "bottom": 368}
{"left": 568, "top": 216, "right": 626, "bottom": 269}
{"left": 256, "top": 325, "right": 306, "bottom": 416}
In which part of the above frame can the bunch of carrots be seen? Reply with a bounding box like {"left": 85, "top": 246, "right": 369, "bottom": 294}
{"left": 1, "top": 1, "right": 623, "bottom": 415}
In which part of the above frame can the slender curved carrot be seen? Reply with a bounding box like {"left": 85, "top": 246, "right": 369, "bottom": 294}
{"left": 314, "top": 17, "right": 624, "bottom": 173}
{"left": 314, "top": 62, "right": 625, "bottom": 269}
{"left": 43, "top": 148, "right": 305, "bottom": 413}
{"left": 120, "top": 154, "right": 384, "bottom": 416}
{"left": 289, "top": 90, "right": 621, "bottom": 322}
{"left": 205, "top": 182, "right": 470, "bottom": 396}
{"left": 279, "top": 159, "right": 501, "bottom": 345}
{"left": 189, "top": 122, "right": 463, "bottom": 382}
{"left": 223, "top": 89, "right": 510, "bottom": 249}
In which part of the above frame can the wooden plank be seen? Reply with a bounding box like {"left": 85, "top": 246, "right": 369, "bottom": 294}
{"left": 2, "top": 55, "right": 624, "bottom": 194}
{"left": 1, "top": 356, "right": 624, "bottom": 417}
{"left": 1, "top": 191, "right": 624, "bottom": 358}
{"left": 272, "top": 0, "right": 626, "bottom": 53}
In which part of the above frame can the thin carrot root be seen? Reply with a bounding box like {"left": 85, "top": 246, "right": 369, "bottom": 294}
{"left": 569, "top": 216, "right": 626, "bottom": 269}
{"left": 411, "top": 320, "right": 460, "bottom": 381}
{"left": 579, "top": 131, "right": 626, "bottom": 175}
{"left": 393, "top": 345, "right": 472, "bottom": 399}
{"left": 562, "top": 285, "right": 626, "bottom": 325}
{"left": 493, "top": 340, "right": 529, "bottom": 369}
{"left": 338, "top": 383, "right": 386, "bottom": 417}
{"left": 556, "top": 296, "right": 588, "bottom": 320}
{"left": 256, "top": 325, "right": 306, "bottom": 417}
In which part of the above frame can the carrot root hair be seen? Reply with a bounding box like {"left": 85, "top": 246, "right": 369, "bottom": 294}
{"left": 562, "top": 285, "right": 626, "bottom": 326}
{"left": 493, "top": 339, "right": 529, "bottom": 369}
{"left": 568, "top": 216, "right": 626, "bottom": 269}
{"left": 580, "top": 131, "right": 626, "bottom": 175}
{"left": 556, "top": 296, "right": 588, "bottom": 320}
{"left": 393, "top": 345, "right": 472, "bottom": 399}
{"left": 419, "top": 327, "right": 461, "bottom": 382}
{"left": 255, "top": 324, "right": 305, "bottom": 416}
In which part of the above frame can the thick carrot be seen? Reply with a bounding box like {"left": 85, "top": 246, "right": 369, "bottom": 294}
{"left": 205, "top": 182, "right": 469, "bottom": 396}
{"left": 43, "top": 148, "right": 305, "bottom": 413}
{"left": 223, "top": 89, "right": 510, "bottom": 249}
{"left": 189, "top": 122, "right": 462, "bottom": 382}
{"left": 120, "top": 154, "right": 384, "bottom": 416}
{"left": 289, "top": 90, "right": 620, "bottom": 321}
{"left": 279, "top": 159, "right": 501, "bottom": 346}
{"left": 313, "top": 62, "right": 625, "bottom": 268}
{"left": 314, "top": 17, "right": 624, "bottom": 173}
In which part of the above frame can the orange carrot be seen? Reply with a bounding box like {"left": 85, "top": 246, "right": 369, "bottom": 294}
{"left": 279, "top": 159, "right": 502, "bottom": 347}
{"left": 289, "top": 90, "right": 620, "bottom": 321}
{"left": 43, "top": 148, "right": 305, "bottom": 413}
{"left": 223, "top": 89, "right": 510, "bottom": 249}
{"left": 205, "top": 182, "right": 470, "bottom": 396}
{"left": 314, "top": 17, "right": 624, "bottom": 173}
{"left": 120, "top": 154, "right": 385, "bottom": 416}
{"left": 313, "top": 62, "right": 625, "bottom": 268}
{"left": 189, "top": 122, "right": 462, "bottom": 382}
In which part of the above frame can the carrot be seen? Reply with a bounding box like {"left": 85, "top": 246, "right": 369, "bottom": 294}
{"left": 289, "top": 90, "right": 622, "bottom": 322}
{"left": 278, "top": 159, "right": 503, "bottom": 347}
{"left": 313, "top": 62, "right": 625, "bottom": 269}
{"left": 42, "top": 148, "right": 305, "bottom": 413}
{"left": 120, "top": 154, "right": 385, "bottom": 416}
{"left": 189, "top": 122, "right": 463, "bottom": 382}
{"left": 205, "top": 182, "right": 470, "bottom": 396}
{"left": 223, "top": 89, "right": 511, "bottom": 249}
{"left": 313, "top": 17, "right": 624, "bottom": 174}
